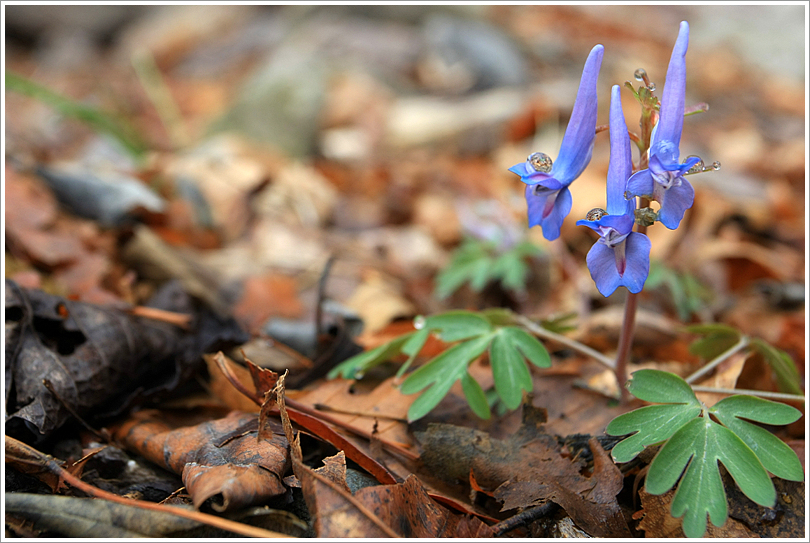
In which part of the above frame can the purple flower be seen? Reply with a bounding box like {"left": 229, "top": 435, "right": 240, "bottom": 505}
{"left": 509, "top": 44, "right": 604, "bottom": 240}
{"left": 626, "top": 21, "right": 700, "bottom": 230}
{"left": 577, "top": 86, "right": 650, "bottom": 297}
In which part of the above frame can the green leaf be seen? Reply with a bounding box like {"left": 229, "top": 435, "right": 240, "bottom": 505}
{"left": 685, "top": 323, "right": 742, "bottom": 360}
{"left": 468, "top": 257, "right": 494, "bottom": 292}
{"left": 491, "top": 251, "right": 528, "bottom": 293}
{"left": 501, "top": 327, "right": 551, "bottom": 368}
{"left": 490, "top": 330, "right": 533, "bottom": 409}
{"left": 433, "top": 241, "right": 490, "bottom": 299}
{"left": 711, "top": 396, "right": 804, "bottom": 481}
{"left": 328, "top": 333, "right": 414, "bottom": 379}
{"left": 539, "top": 312, "right": 578, "bottom": 334}
{"left": 423, "top": 311, "right": 493, "bottom": 342}
{"left": 6, "top": 71, "right": 147, "bottom": 159}
{"left": 395, "top": 326, "right": 431, "bottom": 379}
{"left": 647, "top": 416, "right": 775, "bottom": 538}
{"left": 401, "top": 334, "right": 493, "bottom": 421}
{"left": 480, "top": 307, "right": 517, "bottom": 327}
{"left": 606, "top": 403, "right": 701, "bottom": 463}
{"left": 625, "top": 369, "right": 700, "bottom": 404}
{"left": 750, "top": 338, "right": 802, "bottom": 395}
{"left": 461, "top": 373, "right": 491, "bottom": 420}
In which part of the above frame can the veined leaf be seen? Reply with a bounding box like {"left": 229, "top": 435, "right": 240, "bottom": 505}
{"left": 607, "top": 369, "right": 802, "bottom": 538}
{"left": 711, "top": 395, "right": 803, "bottom": 481}
{"left": 401, "top": 334, "right": 493, "bottom": 421}
{"left": 606, "top": 403, "right": 701, "bottom": 463}
{"left": 423, "top": 311, "right": 493, "bottom": 342}
{"left": 647, "top": 416, "right": 775, "bottom": 538}
{"left": 490, "top": 330, "right": 533, "bottom": 409}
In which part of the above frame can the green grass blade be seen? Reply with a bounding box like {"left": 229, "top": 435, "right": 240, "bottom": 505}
{"left": 6, "top": 71, "right": 148, "bottom": 159}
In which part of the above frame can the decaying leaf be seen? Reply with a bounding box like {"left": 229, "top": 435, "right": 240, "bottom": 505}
{"left": 4, "top": 279, "right": 247, "bottom": 441}
{"left": 417, "top": 405, "right": 631, "bottom": 537}
{"left": 5, "top": 493, "right": 202, "bottom": 538}
{"left": 112, "top": 409, "right": 289, "bottom": 512}
{"left": 274, "top": 371, "right": 495, "bottom": 538}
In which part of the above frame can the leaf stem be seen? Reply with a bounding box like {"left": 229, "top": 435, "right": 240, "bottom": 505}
{"left": 513, "top": 314, "right": 615, "bottom": 370}
{"left": 684, "top": 335, "right": 750, "bottom": 384}
{"left": 690, "top": 386, "right": 805, "bottom": 403}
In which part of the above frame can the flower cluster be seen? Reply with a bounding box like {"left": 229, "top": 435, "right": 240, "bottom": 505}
{"left": 509, "top": 21, "right": 699, "bottom": 297}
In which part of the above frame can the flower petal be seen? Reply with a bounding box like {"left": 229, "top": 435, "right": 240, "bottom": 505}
{"left": 585, "top": 242, "right": 622, "bottom": 297}
{"left": 626, "top": 168, "right": 655, "bottom": 198}
{"left": 621, "top": 233, "right": 651, "bottom": 293}
{"left": 653, "top": 21, "right": 689, "bottom": 150}
{"left": 526, "top": 185, "right": 572, "bottom": 240}
{"left": 657, "top": 177, "right": 695, "bottom": 229}
{"left": 607, "top": 85, "right": 635, "bottom": 217}
{"left": 575, "top": 218, "right": 601, "bottom": 233}
{"left": 600, "top": 213, "right": 635, "bottom": 235}
{"left": 509, "top": 160, "right": 562, "bottom": 188}
{"left": 553, "top": 44, "right": 604, "bottom": 185}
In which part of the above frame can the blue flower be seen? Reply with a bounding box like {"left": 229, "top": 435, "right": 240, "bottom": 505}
{"left": 626, "top": 21, "right": 700, "bottom": 230}
{"left": 509, "top": 44, "right": 604, "bottom": 240}
{"left": 577, "top": 86, "right": 650, "bottom": 297}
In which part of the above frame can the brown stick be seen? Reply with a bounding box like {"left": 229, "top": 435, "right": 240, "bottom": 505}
{"left": 5, "top": 437, "right": 290, "bottom": 538}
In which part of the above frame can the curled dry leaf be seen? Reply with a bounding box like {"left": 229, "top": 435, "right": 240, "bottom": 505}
{"left": 112, "top": 409, "right": 289, "bottom": 512}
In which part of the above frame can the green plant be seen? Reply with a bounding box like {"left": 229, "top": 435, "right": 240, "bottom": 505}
{"left": 434, "top": 238, "right": 542, "bottom": 300}
{"left": 646, "top": 260, "right": 712, "bottom": 321}
{"left": 685, "top": 323, "right": 802, "bottom": 395}
{"left": 606, "top": 369, "right": 803, "bottom": 538}
{"left": 328, "top": 310, "right": 550, "bottom": 421}
{"left": 6, "top": 71, "right": 148, "bottom": 159}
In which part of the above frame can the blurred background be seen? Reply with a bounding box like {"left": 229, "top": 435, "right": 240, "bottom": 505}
{"left": 4, "top": 4, "right": 806, "bottom": 356}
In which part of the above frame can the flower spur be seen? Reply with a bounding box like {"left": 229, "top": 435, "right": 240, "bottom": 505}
{"left": 508, "top": 44, "right": 604, "bottom": 240}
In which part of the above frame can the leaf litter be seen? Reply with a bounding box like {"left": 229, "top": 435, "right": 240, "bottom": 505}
{"left": 4, "top": 4, "right": 805, "bottom": 539}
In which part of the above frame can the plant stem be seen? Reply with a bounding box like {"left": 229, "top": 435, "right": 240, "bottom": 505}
{"left": 684, "top": 335, "right": 750, "bottom": 384}
{"left": 690, "top": 386, "right": 805, "bottom": 403}
{"left": 614, "top": 292, "right": 638, "bottom": 403}
{"left": 514, "top": 314, "right": 615, "bottom": 370}
{"left": 613, "top": 208, "right": 649, "bottom": 403}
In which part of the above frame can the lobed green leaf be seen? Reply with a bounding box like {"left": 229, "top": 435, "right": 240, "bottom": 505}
{"left": 646, "top": 415, "right": 776, "bottom": 538}
{"left": 606, "top": 403, "right": 701, "bottom": 463}
{"left": 401, "top": 334, "right": 493, "bottom": 421}
{"left": 711, "top": 395, "right": 804, "bottom": 481}
{"left": 501, "top": 326, "right": 551, "bottom": 368}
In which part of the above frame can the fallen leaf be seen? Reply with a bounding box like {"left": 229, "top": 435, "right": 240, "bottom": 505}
{"left": 112, "top": 409, "right": 289, "bottom": 512}
{"left": 5, "top": 279, "right": 247, "bottom": 440}
{"left": 417, "top": 405, "right": 631, "bottom": 537}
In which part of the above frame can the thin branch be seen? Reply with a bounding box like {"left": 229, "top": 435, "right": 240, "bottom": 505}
{"left": 690, "top": 386, "right": 805, "bottom": 403}
{"left": 5, "top": 438, "right": 289, "bottom": 538}
{"left": 513, "top": 314, "right": 615, "bottom": 370}
{"left": 684, "top": 335, "right": 750, "bottom": 384}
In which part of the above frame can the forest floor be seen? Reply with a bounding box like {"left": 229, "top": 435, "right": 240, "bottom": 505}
{"left": 4, "top": 4, "right": 806, "bottom": 539}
